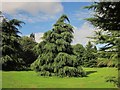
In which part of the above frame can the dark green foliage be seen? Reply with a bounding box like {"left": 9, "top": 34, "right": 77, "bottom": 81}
{"left": 54, "top": 53, "right": 85, "bottom": 77}
{"left": 83, "top": 41, "right": 97, "bottom": 67}
{"left": 89, "top": 30, "right": 119, "bottom": 52}
{"left": 30, "top": 33, "right": 35, "bottom": 41}
{"left": 118, "top": 38, "right": 120, "bottom": 70}
{"left": 20, "top": 36, "right": 38, "bottom": 69}
{"left": 72, "top": 44, "right": 85, "bottom": 65}
{"left": 85, "top": 2, "right": 120, "bottom": 51}
{"left": 84, "top": 2, "right": 120, "bottom": 31}
{"left": 1, "top": 18, "right": 25, "bottom": 70}
{"left": 85, "top": 2, "right": 120, "bottom": 87}
{"left": 85, "top": 2, "right": 119, "bottom": 67}
{"left": 72, "top": 43, "right": 97, "bottom": 67}
{"left": 31, "top": 15, "right": 85, "bottom": 77}
{"left": 85, "top": 1, "right": 120, "bottom": 53}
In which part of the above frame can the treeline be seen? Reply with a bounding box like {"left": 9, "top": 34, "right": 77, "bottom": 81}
{"left": 0, "top": 1, "right": 120, "bottom": 78}
{"left": 73, "top": 42, "right": 117, "bottom": 68}
{"left": 1, "top": 17, "right": 37, "bottom": 71}
{"left": 0, "top": 14, "right": 117, "bottom": 72}
{"left": 1, "top": 13, "right": 118, "bottom": 71}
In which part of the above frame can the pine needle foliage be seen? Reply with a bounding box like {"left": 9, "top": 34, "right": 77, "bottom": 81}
{"left": 1, "top": 18, "right": 25, "bottom": 70}
{"left": 31, "top": 15, "right": 85, "bottom": 77}
{"left": 85, "top": 2, "right": 120, "bottom": 87}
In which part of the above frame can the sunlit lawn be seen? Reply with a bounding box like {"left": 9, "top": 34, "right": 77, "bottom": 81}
{"left": 1, "top": 67, "right": 118, "bottom": 88}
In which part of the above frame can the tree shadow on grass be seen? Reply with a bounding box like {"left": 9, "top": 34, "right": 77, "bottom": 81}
{"left": 85, "top": 70, "right": 97, "bottom": 76}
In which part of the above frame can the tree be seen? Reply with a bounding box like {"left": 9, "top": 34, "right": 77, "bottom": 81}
{"left": 83, "top": 41, "right": 97, "bottom": 67}
{"left": 20, "top": 36, "right": 37, "bottom": 69}
{"left": 85, "top": 1, "right": 120, "bottom": 31}
{"left": 72, "top": 44, "right": 85, "bottom": 65}
{"left": 30, "top": 33, "right": 35, "bottom": 41}
{"left": 87, "top": 30, "right": 118, "bottom": 67}
{"left": 84, "top": 1, "right": 120, "bottom": 51}
{"left": 85, "top": 1, "right": 120, "bottom": 87}
{"left": 85, "top": 1, "right": 120, "bottom": 65}
{"left": 0, "top": 15, "right": 25, "bottom": 70}
{"left": 31, "top": 15, "right": 85, "bottom": 77}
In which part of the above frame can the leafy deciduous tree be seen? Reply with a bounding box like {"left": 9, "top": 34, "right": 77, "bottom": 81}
{"left": 72, "top": 44, "right": 85, "bottom": 65}
{"left": 20, "top": 36, "right": 37, "bottom": 69}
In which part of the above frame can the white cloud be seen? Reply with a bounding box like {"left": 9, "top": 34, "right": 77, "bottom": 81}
{"left": 34, "top": 22, "right": 95, "bottom": 45}
{"left": 2, "top": 2, "right": 63, "bottom": 23}
{"left": 2, "top": 2, "right": 63, "bottom": 15}
{"left": 72, "top": 22, "right": 95, "bottom": 45}
{"left": 12, "top": 13, "right": 56, "bottom": 23}
{"left": 27, "top": 32, "right": 44, "bottom": 43}
{"left": 1, "top": 0, "right": 101, "bottom": 2}
{"left": 2, "top": 0, "right": 61, "bottom": 2}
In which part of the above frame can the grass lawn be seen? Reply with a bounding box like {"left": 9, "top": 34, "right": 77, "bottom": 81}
{"left": 1, "top": 67, "right": 118, "bottom": 88}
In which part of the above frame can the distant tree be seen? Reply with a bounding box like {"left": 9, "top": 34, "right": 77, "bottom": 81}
{"left": 20, "top": 36, "right": 37, "bottom": 69}
{"left": 72, "top": 44, "right": 85, "bottom": 65}
{"left": 83, "top": 41, "right": 97, "bottom": 67}
{"left": 30, "top": 33, "right": 35, "bottom": 41}
{"left": 1, "top": 16, "right": 25, "bottom": 70}
{"left": 31, "top": 15, "right": 85, "bottom": 77}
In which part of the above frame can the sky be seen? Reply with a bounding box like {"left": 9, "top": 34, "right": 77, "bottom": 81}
{"left": 2, "top": 1, "right": 97, "bottom": 46}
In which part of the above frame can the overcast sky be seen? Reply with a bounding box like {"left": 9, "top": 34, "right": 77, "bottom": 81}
{"left": 2, "top": 1, "right": 96, "bottom": 45}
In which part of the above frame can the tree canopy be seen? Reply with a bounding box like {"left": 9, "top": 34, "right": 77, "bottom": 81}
{"left": 20, "top": 36, "right": 37, "bottom": 69}
{"left": 85, "top": 2, "right": 120, "bottom": 52}
{"left": 85, "top": 1, "right": 120, "bottom": 87}
{"left": 31, "top": 14, "right": 85, "bottom": 77}
{"left": 1, "top": 17, "right": 25, "bottom": 70}
{"left": 85, "top": 2, "right": 120, "bottom": 31}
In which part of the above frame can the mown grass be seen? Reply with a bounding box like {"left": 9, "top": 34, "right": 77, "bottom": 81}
{"left": 1, "top": 67, "right": 118, "bottom": 88}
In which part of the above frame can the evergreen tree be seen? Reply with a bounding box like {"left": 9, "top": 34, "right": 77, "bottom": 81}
{"left": 85, "top": 1, "right": 120, "bottom": 87}
{"left": 30, "top": 33, "right": 35, "bottom": 41}
{"left": 85, "top": 2, "right": 120, "bottom": 66}
{"left": 89, "top": 30, "right": 118, "bottom": 67}
{"left": 85, "top": 1, "right": 120, "bottom": 31}
{"left": 31, "top": 15, "right": 85, "bottom": 77}
{"left": 1, "top": 16, "right": 25, "bottom": 70}
{"left": 83, "top": 41, "right": 97, "bottom": 67}
{"left": 85, "top": 1, "right": 120, "bottom": 51}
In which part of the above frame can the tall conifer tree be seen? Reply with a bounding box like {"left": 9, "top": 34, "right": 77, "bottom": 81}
{"left": 85, "top": 1, "right": 120, "bottom": 87}
{"left": 31, "top": 15, "right": 85, "bottom": 77}
{"left": 1, "top": 15, "right": 25, "bottom": 70}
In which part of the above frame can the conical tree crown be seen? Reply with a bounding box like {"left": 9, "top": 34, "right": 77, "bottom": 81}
{"left": 56, "top": 14, "right": 70, "bottom": 23}
{"left": 31, "top": 14, "right": 85, "bottom": 77}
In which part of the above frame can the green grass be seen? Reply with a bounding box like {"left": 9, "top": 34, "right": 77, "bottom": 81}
{"left": 1, "top": 67, "right": 118, "bottom": 88}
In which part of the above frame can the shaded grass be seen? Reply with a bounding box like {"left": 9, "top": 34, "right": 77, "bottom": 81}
{"left": 2, "top": 67, "right": 118, "bottom": 88}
